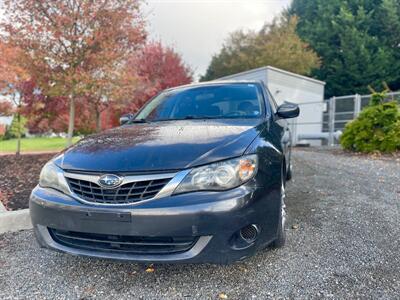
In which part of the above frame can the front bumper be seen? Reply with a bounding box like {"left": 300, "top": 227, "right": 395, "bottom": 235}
{"left": 30, "top": 182, "right": 281, "bottom": 264}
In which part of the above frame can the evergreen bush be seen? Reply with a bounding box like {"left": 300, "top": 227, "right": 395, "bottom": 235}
{"left": 340, "top": 96, "right": 400, "bottom": 153}
{"left": 4, "top": 115, "right": 27, "bottom": 140}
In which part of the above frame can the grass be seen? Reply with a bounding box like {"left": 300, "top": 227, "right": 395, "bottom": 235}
{"left": 0, "top": 137, "right": 81, "bottom": 153}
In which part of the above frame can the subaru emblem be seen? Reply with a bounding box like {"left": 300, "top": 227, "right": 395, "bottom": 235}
{"left": 98, "top": 174, "right": 123, "bottom": 188}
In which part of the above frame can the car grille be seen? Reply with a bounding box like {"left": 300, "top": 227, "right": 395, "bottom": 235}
{"left": 65, "top": 176, "right": 171, "bottom": 204}
{"left": 49, "top": 228, "right": 198, "bottom": 255}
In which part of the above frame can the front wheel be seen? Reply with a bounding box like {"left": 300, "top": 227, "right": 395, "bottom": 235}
{"left": 271, "top": 180, "right": 286, "bottom": 248}
{"left": 286, "top": 162, "right": 292, "bottom": 181}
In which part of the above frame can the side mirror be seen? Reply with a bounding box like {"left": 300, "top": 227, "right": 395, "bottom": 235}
{"left": 276, "top": 102, "right": 300, "bottom": 119}
{"left": 119, "top": 113, "right": 135, "bottom": 125}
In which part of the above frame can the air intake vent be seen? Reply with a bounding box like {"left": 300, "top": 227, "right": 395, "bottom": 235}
{"left": 49, "top": 228, "right": 198, "bottom": 255}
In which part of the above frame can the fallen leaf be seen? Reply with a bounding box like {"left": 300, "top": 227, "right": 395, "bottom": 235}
{"left": 145, "top": 265, "right": 155, "bottom": 273}
{"left": 238, "top": 265, "right": 248, "bottom": 272}
{"left": 219, "top": 293, "right": 228, "bottom": 299}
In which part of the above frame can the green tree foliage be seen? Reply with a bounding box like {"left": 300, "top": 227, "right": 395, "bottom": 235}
{"left": 5, "top": 115, "right": 27, "bottom": 140}
{"left": 289, "top": 0, "right": 400, "bottom": 97}
{"left": 340, "top": 96, "right": 400, "bottom": 152}
{"left": 200, "top": 16, "right": 320, "bottom": 81}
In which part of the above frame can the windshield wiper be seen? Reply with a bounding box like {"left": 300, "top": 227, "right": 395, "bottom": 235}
{"left": 129, "top": 118, "right": 149, "bottom": 123}
{"left": 149, "top": 116, "right": 220, "bottom": 122}
{"left": 180, "top": 115, "right": 217, "bottom": 120}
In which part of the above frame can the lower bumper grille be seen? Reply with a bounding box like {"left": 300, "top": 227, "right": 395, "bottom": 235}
{"left": 48, "top": 228, "right": 198, "bottom": 255}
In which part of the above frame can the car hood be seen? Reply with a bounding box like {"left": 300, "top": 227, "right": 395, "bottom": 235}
{"left": 56, "top": 119, "right": 264, "bottom": 173}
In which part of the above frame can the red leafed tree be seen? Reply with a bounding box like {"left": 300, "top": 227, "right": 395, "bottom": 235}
{"left": 1, "top": 0, "right": 146, "bottom": 145}
{"left": 21, "top": 40, "right": 194, "bottom": 132}
{"left": 137, "top": 42, "right": 193, "bottom": 91}
{"left": 117, "top": 41, "right": 193, "bottom": 115}
{"left": 20, "top": 81, "right": 95, "bottom": 134}
{"left": 0, "top": 101, "right": 14, "bottom": 117}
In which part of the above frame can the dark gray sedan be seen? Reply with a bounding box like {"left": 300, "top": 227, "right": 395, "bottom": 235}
{"left": 30, "top": 81, "right": 299, "bottom": 264}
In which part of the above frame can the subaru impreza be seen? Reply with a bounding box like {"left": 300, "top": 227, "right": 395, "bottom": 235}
{"left": 30, "top": 81, "right": 299, "bottom": 264}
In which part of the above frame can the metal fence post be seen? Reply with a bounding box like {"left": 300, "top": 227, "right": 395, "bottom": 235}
{"left": 354, "top": 94, "right": 361, "bottom": 118}
{"left": 328, "top": 96, "right": 336, "bottom": 146}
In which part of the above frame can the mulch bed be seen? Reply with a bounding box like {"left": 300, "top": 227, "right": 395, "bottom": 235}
{"left": 294, "top": 146, "right": 400, "bottom": 163}
{"left": 333, "top": 149, "right": 400, "bottom": 162}
{"left": 0, "top": 154, "right": 55, "bottom": 210}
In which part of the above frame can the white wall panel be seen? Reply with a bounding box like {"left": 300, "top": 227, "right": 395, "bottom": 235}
{"left": 217, "top": 66, "right": 326, "bottom": 146}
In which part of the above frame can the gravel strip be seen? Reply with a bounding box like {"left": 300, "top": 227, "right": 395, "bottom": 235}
{"left": 0, "top": 149, "right": 399, "bottom": 299}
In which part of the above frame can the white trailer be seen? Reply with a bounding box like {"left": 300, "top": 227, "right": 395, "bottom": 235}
{"left": 217, "top": 66, "right": 326, "bottom": 146}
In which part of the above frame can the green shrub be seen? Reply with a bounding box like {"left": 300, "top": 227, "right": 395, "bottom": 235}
{"left": 369, "top": 91, "right": 386, "bottom": 106}
{"left": 340, "top": 101, "right": 400, "bottom": 153}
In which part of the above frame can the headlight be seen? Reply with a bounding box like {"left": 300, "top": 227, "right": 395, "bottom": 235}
{"left": 174, "top": 154, "right": 258, "bottom": 194}
{"left": 39, "top": 161, "right": 70, "bottom": 195}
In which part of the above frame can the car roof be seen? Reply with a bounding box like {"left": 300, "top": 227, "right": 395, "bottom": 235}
{"left": 164, "top": 80, "right": 263, "bottom": 92}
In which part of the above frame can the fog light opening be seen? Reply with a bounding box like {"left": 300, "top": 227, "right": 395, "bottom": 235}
{"left": 239, "top": 224, "right": 259, "bottom": 243}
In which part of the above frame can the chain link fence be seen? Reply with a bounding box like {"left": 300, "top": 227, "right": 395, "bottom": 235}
{"left": 294, "top": 91, "right": 400, "bottom": 146}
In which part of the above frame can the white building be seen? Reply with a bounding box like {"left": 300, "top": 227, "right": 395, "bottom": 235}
{"left": 217, "top": 66, "right": 326, "bottom": 145}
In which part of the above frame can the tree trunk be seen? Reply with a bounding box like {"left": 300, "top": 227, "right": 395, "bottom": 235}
{"left": 16, "top": 112, "right": 21, "bottom": 156}
{"left": 95, "top": 107, "right": 101, "bottom": 133}
{"left": 67, "top": 96, "right": 75, "bottom": 147}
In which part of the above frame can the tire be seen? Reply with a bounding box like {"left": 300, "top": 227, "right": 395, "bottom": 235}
{"left": 271, "top": 178, "right": 286, "bottom": 248}
{"left": 286, "top": 163, "right": 292, "bottom": 181}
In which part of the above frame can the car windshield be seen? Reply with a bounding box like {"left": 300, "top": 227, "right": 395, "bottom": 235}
{"left": 135, "top": 83, "right": 263, "bottom": 121}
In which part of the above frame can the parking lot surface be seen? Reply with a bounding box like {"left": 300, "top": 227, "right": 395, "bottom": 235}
{"left": 0, "top": 149, "right": 399, "bottom": 299}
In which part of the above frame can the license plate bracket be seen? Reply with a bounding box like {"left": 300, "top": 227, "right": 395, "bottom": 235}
{"left": 81, "top": 211, "right": 132, "bottom": 223}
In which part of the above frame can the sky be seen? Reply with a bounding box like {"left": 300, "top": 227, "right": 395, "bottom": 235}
{"left": 143, "top": 0, "right": 291, "bottom": 81}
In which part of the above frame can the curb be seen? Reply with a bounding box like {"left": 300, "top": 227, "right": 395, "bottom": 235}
{"left": 0, "top": 151, "right": 58, "bottom": 156}
{"left": 0, "top": 209, "right": 32, "bottom": 234}
{"left": 0, "top": 201, "right": 6, "bottom": 212}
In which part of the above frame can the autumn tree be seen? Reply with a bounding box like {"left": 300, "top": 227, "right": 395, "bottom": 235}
{"left": 15, "top": 41, "right": 193, "bottom": 133}
{"left": 65, "top": 41, "right": 192, "bottom": 132}
{"left": 0, "top": 101, "right": 13, "bottom": 117}
{"left": 21, "top": 81, "right": 99, "bottom": 134}
{"left": 0, "top": 42, "right": 31, "bottom": 154}
{"left": 83, "top": 65, "right": 139, "bottom": 132}
{"left": 119, "top": 41, "right": 193, "bottom": 114}
{"left": 0, "top": 42, "right": 29, "bottom": 88}
{"left": 255, "top": 16, "right": 321, "bottom": 75}
{"left": 1, "top": 0, "right": 146, "bottom": 145}
{"left": 201, "top": 16, "right": 320, "bottom": 81}
{"left": 200, "top": 31, "right": 260, "bottom": 81}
